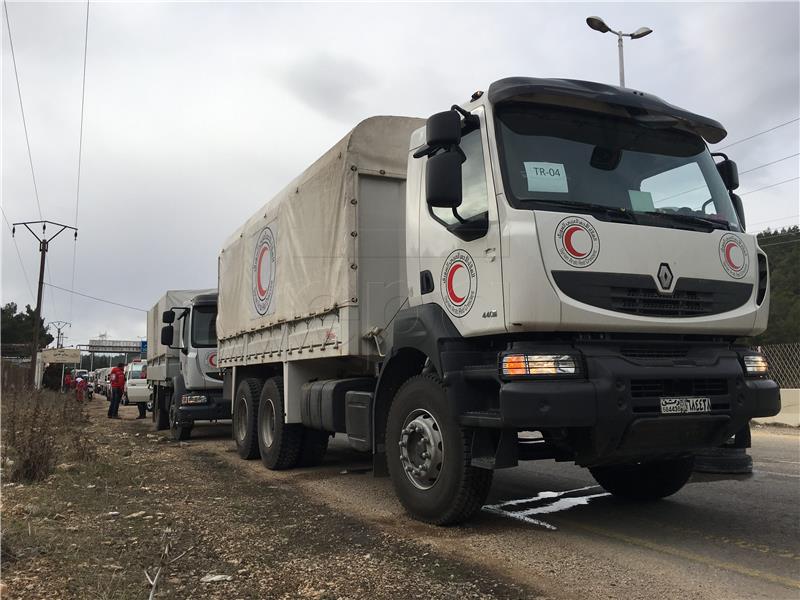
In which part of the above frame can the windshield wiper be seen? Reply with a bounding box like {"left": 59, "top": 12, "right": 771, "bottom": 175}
{"left": 642, "top": 211, "right": 730, "bottom": 231}
{"left": 537, "top": 199, "right": 637, "bottom": 223}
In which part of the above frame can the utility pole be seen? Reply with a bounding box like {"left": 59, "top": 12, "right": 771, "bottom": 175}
{"left": 49, "top": 320, "right": 71, "bottom": 348}
{"left": 13, "top": 220, "right": 78, "bottom": 384}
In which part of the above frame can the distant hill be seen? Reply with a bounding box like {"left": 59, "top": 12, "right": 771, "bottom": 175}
{"left": 752, "top": 226, "right": 799, "bottom": 345}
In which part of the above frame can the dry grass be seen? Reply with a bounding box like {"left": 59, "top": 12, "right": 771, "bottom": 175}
{"left": 1, "top": 386, "right": 96, "bottom": 482}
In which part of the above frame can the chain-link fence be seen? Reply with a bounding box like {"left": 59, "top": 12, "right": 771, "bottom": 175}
{"left": 755, "top": 343, "right": 800, "bottom": 389}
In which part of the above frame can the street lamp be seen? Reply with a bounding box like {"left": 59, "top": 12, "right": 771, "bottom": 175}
{"left": 586, "top": 16, "right": 653, "bottom": 88}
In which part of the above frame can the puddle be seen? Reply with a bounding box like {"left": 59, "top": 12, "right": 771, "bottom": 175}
{"left": 483, "top": 485, "right": 610, "bottom": 530}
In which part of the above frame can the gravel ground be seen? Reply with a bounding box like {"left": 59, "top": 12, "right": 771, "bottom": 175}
{"left": 1, "top": 398, "right": 546, "bottom": 599}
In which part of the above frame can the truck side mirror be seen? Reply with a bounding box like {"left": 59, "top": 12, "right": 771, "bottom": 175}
{"left": 162, "top": 310, "right": 175, "bottom": 324}
{"left": 161, "top": 325, "right": 174, "bottom": 347}
{"left": 716, "top": 159, "right": 739, "bottom": 191}
{"left": 730, "top": 193, "right": 746, "bottom": 231}
{"left": 426, "top": 151, "right": 463, "bottom": 208}
{"left": 426, "top": 110, "right": 461, "bottom": 147}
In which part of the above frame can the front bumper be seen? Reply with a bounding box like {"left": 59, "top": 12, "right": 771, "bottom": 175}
{"left": 493, "top": 344, "right": 780, "bottom": 465}
{"left": 176, "top": 392, "right": 230, "bottom": 425}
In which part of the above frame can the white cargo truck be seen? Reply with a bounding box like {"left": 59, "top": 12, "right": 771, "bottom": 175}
{"left": 147, "top": 289, "right": 226, "bottom": 440}
{"left": 217, "top": 78, "right": 780, "bottom": 524}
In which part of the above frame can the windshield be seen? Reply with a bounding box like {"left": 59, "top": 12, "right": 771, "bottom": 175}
{"left": 495, "top": 104, "right": 740, "bottom": 231}
{"left": 128, "top": 363, "right": 145, "bottom": 379}
{"left": 192, "top": 305, "right": 217, "bottom": 348}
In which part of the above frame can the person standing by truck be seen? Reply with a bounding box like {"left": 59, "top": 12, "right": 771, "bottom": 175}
{"left": 107, "top": 363, "right": 125, "bottom": 419}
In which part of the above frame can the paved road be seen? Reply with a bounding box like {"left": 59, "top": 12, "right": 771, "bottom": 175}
{"left": 177, "top": 419, "right": 800, "bottom": 599}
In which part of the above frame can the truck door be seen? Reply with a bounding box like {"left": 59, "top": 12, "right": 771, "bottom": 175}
{"left": 418, "top": 109, "right": 506, "bottom": 336}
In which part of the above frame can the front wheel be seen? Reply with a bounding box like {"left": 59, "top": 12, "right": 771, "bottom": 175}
{"left": 386, "top": 374, "right": 493, "bottom": 525}
{"left": 169, "top": 392, "right": 192, "bottom": 441}
{"left": 154, "top": 388, "right": 170, "bottom": 431}
{"left": 589, "top": 456, "right": 695, "bottom": 501}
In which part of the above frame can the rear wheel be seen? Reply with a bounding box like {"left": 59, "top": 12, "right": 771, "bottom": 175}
{"left": 386, "top": 374, "right": 493, "bottom": 525}
{"left": 234, "top": 378, "right": 263, "bottom": 459}
{"left": 590, "top": 456, "right": 695, "bottom": 500}
{"left": 257, "top": 377, "right": 303, "bottom": 469}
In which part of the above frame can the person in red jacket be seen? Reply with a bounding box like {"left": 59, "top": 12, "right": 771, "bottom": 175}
{"left": 107, "top": 363, "right": 125, "bottom": 419}
{"left": 63, "top": 371, "right": 73, "bottom": 394}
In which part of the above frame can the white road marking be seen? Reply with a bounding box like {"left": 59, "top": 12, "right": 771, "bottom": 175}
{"left": 483, "top": 486, "right": 610, "bottom": 530}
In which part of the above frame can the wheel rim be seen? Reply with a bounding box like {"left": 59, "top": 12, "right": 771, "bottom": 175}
{"left": 234, "top": 396, "right": 248, "bottom": 443}
{"left": 398, "top": 409, "right": 444, "bottom": 490}
{"left": 259, "top": 398, "right": 276, "bottom": 449}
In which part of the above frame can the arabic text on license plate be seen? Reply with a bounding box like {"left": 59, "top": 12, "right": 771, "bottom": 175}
{"left": 659, "top": 397, "right": 711, "bottom": 414}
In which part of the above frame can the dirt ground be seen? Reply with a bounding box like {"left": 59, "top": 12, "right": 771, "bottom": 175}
{"left": 1, "top": 397, "right": 543, "bottom": 600}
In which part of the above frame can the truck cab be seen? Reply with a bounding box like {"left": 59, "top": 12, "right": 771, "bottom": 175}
{"left": 152, "top": 292, "right": 226, "bottom": 439}
{"left": 376, "top": 78, "right": 779, "bottom": 517}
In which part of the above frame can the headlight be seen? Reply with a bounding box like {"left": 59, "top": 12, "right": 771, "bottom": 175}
{"left": 181, "top": 394, "right": 208, "bottom": 405}
{"left": 742, "top": 354, "right": 769, "bottom": 375}
{"left": 501, "top": 354, "right": 580, "bottom": 378}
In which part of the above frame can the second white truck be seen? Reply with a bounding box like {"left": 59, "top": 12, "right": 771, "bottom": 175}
{"left": 147, "top": 289, "right": 226, "bottom": 440}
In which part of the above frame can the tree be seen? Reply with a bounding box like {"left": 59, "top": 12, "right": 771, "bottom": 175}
{"left": 0, "top": 302, "right": 54, "bottom": 357}
{"left": 752, "top": 226, "right": 800, "bottom": 345}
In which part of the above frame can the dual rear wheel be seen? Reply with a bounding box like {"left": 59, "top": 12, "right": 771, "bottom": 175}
{"left": 234, "top": 376, "right": 329, "bottom": 469}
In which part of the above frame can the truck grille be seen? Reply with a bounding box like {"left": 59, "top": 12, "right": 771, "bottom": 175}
{"left": 630, "top": 378, "right": 728, "bottom": 398}
{"left": 621, "top": 346, "right": 689, "bottom": 359}
{"left": 551, "top": 271, "right": 752, "bottom": 318}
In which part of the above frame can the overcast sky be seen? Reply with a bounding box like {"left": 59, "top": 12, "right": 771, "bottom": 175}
{"left": 2, "top": 1, "right": 798, "bottom": 346}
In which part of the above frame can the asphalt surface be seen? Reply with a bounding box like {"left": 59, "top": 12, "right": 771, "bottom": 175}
{"left": 167, "top": 419, "right": 800, "bottom": 599}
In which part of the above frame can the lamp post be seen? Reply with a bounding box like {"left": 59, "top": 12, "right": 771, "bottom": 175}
{"left": 586, "top": 16, "right": 652, "bottom": 88}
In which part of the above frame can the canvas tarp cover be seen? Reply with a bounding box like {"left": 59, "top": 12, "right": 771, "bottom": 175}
{"left": 147, "top": 289, "right": 216, "bottom": 361}
{"left": 218, "top": 115, "right": 423, "bottom": 341}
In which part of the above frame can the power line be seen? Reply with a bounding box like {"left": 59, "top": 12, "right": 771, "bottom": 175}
{"left": 1, "top": 206, "right": 35, "bottom": 301}
{"left": 2, "top": 1, "right": 43, "bottom": 220}
{"left": 716, "top": 117, "right": 800, "bottom": 151}
{"left": 43, "top": 282, "right": 146, "bottom": 312}
{"left": 749, "top": 214, "right": 799, "bottom": 227}
{"left": 69, "top": 0, "right": 90, "bottom": 323}
{"left": 740, "top": 177, "right": 799, "bottom": 197}
{"left": 758, "top": 239, "right": 800, "bottom": 249}
{"left": 3, "top": 1, "right": 59, "bottom": 321}
{"left": 739, "top": 153, "right": 799, "bottom": 176}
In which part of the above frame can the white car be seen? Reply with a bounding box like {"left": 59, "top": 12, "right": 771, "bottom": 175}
{"left": 123, "top": 360, "right": 150, "bottom": 406}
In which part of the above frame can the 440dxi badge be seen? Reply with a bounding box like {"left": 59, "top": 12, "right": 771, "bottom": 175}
{"left": 554, "top": 216, "right": 600, "bottom": 268}
{"left": 252, "top": 226, "right": 277, "bottom": 316}
{"left": 441, "top": 250, "right": 477, "bottom": 317}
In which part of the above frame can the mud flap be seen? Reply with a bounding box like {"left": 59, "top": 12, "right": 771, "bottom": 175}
{"left": 470, "top": 429, "right": 518, "bottom": 470}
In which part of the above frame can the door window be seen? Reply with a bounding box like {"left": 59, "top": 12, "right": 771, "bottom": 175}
{"left": 430, "top": 127, "right": 489, "bottom": 229}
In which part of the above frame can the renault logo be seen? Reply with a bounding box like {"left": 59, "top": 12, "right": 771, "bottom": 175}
{"left": 657, "top": 263, "right": 674, "bottom": 290}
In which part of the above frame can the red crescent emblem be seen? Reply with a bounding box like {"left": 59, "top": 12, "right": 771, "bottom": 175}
{"left": 564, "top": 225, "right": 587, "bottom": 258}
{"left": 724, "top": 241, "right": 742, "bottom": 270}
{"left": 208, "top": 353, "right": 217, "bottom": 368}
{"left": 447, "top": 263, "right": 465, "bottom": 304}
{"left": 256, "top": 246, "right": 269, "bottom": 296}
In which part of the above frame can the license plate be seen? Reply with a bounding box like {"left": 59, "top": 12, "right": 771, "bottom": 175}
{"left": 659, "top": 397, "right": 711, "bottom": 414}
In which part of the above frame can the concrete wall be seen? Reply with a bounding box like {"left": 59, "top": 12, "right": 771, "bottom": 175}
{"left": 754, "top": 389, "right": 800, "bottom": 427}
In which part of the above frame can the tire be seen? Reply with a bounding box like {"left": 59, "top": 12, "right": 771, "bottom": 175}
{"left": 590, "top": 455, "right": 695, "bottom": 501}
{"left": 154, "top": 388, "right": 170, "bottom": 431}
{"left": 234, "top": 378, "right": 263, "bottom": 459}
{"left": 386, "top": 374, "right": 493, "bottom": 525}
{"left": 169, "top": 390, "right": 192, "bottom": 441}
{"left": 122, "top": 393, "right": 129, "bottom": 406}
{"left": 257, "top": 377, "right": 303, "bottom": 470}
{"left": 298, "top": 428, "right": 330, "bottom": 467}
